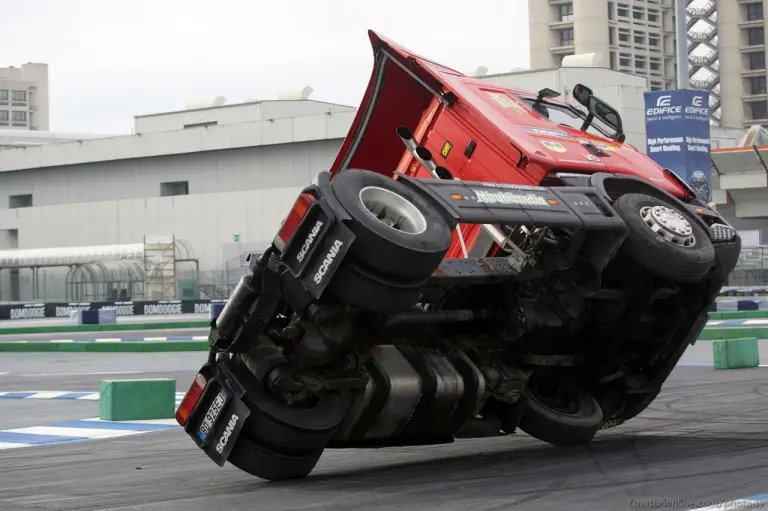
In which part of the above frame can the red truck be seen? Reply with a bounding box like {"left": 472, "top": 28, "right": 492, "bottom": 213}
{"left": 174, "top": 30, "right": 741, "bottom": 481}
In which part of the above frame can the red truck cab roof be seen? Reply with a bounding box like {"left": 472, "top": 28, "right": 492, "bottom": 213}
{"left": 329, "top": 30, "right": 689, "bottom": 200}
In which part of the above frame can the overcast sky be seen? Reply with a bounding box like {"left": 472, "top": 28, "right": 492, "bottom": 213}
{"left": 2, "top": 0, "right": 530, "bottom": 134}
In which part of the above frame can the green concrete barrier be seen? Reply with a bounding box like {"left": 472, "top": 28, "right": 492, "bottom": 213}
{"left": 709, "top": 311, "right": 768, "bottom": 320}
{"left": 713, "top": 337, "right": 760, "bottom": 370}
{"left": 699, "top": 326, "right": 768, "bottom": 340}
{"left": 0, "top": 340, "right": 209, "bottom": 352}
{"left": 0, "top": 321, "right": 209, "bottom": 336}
{"left": 99, "top": 379, "right": 176, "bottom": 421}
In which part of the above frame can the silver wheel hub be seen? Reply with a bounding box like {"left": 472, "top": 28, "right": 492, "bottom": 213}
{"left": 359, "top": 186, "right": 427, "bottom": 235}
{"left": 640, "top": 205, "right": 695, "bottom": 247}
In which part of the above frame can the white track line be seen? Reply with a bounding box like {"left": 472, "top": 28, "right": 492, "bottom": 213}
{"left": 5, "top": 426, "right": 145, "bottom": 440}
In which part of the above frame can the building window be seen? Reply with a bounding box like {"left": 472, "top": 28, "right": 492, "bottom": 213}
{"left": 650, "top": 61, "right": 661, "bottom": 71}
{"left": 635, "top": 59, "right": 646, "bottom": 69}
{"left": 560, "top": 28, "right": 574, "bottom": 46}
{"left": 749, "top": 76, "right": 767, "bottom": 94}
{"left": 11, "top": 90, "right": 26, "bottom": 103}
{"left": 748, "top": 27, "right": 764, "bottom": 46}
{"left": 618, "top": 6, "right": 629, "bottom": 17}
{"left": 634, "top": 34, "right": 646, "bottom": 44}
{"left": 608, "top": 1, "right": 614, "bottom": 20}
{"left": 0, "top": 111, "right": 7, "bottom": 122}
{"left": 747, "top": 3, "right": 764, "bottom": 21}
{"left": 749, "top": 52, "right": 766, "bottom": 70}
{"left": 0, "top": 90, "right": 7, "bottom": 102}
{"left": 9, "top": 194, "right": 33, "bottom": 209}
{"left": 633, "top": 9, "right": 644, "bottom": 20}
{"left": 610, "top": 51, "right": 617, "bottom": 69}
{"left": 12, "top": 111, "right": 27, "bottom": 123}
{"left": 609, "top": 27, "right": 615, "bottom": 45}
{"left": 160, "top": 181, "right": 189, "bottom": 197}
{"left": 649, "top": 37, "right": 660, "bottom": 47}
{"left": 648, "top": 12, "right": 659, "bottom": 23}
{"left": 559, "top": 3, "right": 573, "bottom": 22}
{"left": 619, "top": 32, "right": 630, "bottom": 42}
{"left": 751, "top": 101, "right": 768, "bottom": 120}
{"left": 620, "top": 55, "right": 631, "bottom": 66}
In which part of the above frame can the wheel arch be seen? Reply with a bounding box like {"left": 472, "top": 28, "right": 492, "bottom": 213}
{"left": 589, "top": 173, "right": 711, "bottom": 233}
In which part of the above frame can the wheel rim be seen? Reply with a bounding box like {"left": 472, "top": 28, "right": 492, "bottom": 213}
{"left": 640, "top": 205, "right": 696, "bottom": 247}
{"left": 530, "top": 381, "right": 584, "bottom": 416}
{"left": 358, "top": 186, "right": 428, "bottom": 235}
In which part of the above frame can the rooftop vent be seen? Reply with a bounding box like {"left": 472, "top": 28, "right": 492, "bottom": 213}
{"left": 183, "top": 96, "right": 227, "bottom": 110}
{"left": 277, "top": 86, "right": 313, "bottom": 100}
{"left": 561, "top": 53, "right": 602, "bottom": 68}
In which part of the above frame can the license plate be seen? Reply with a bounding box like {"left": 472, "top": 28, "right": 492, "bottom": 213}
{"left": 197, "top": 389, "right": 229, "bottom": 441}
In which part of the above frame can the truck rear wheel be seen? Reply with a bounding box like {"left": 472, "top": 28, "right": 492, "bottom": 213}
{"left": 328, "top": 258, "right": 428, "bottom": 313}
{"left": 331, "top": 169, "right": 453, "bottom": 280}
{"left": 232, "top": 353, "right": 352, "bottom": 454}
{"left": 227, "top": 433, "right": 323, "bottom": 481}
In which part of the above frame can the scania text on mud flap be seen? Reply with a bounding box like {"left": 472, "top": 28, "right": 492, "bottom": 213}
{"left": 178, "top": 29, "right": 741, "bottom": 482}
{"left": 215, "top": 413, "right": 239, "bottom": 454}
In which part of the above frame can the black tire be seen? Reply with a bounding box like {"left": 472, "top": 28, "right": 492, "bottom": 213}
{"left": 329, "top": 259, "right": 427, "bottom": 313}
{"left": 227, "top": 433, "right": 322, "bottom": 481}
{"left": 517, "top": 384, "right": 604, "bottom": 446}
{"left": 331, "top": 169, "right": 453, "bottom": 280}
{"left": 613, "top": 193, "right": 715, "bottom": 283}
{"left": 231, "top": 354, "right": 352, "bottom": 454}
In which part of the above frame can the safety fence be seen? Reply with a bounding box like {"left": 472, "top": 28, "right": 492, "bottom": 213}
{"left": 0, "top": 299, "right": 225, "bottom": 321}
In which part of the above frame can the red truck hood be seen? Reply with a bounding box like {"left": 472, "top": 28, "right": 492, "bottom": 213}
{"left": 330, "top": 30, "right": 688, "bottom": 199}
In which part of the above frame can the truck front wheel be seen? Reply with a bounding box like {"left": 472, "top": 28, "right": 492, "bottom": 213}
{"left": 517, "top": 380, "right": 604, "bottom": 446}
{"left": 612, "top": 193, "right": 715, "bottom": 283}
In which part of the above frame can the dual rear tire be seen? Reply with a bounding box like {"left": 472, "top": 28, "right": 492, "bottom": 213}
{"left": 326, "top": 170, "right": 455, "bottom": 313}
{"left": 224, "top": 353, "right": 352, "bottom": 481}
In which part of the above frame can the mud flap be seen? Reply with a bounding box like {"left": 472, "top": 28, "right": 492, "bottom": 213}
{"left": 203, "top": 395, "right": 251, "bottom": 467}
{"left": 194, "top": 360, "right": 252, "bottom": 467}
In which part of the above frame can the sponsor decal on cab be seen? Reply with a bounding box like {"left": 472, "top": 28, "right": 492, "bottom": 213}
{"left": 541, "top": 140, "right": 567, "bottom": 153}
{"left": 520, "top": 126, "right": 571, "bottom": 139}
{"left": 485, "top": 91, "right": 525, "bottom": 113}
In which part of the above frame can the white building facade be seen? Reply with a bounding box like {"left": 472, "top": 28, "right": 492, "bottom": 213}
{"left": 0, "top": 98, "right": 356, "bottom": 301}
{"left": 0, "top": 63, "right": 49, "bottom": 131}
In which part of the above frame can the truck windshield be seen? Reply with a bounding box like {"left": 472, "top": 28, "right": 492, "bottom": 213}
{"left": 518, "top": 97, "right": 616, "bottom": 140}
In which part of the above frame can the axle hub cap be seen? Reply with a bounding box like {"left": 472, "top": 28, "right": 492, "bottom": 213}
{"left": 640, "top": 205, "right": 696, "bottom": 247}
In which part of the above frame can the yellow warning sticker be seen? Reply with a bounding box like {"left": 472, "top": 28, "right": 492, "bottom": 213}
{"left": 541, "top": 140, "right": 567, "bottom": 153}
{"left": 441, "top": 141, "right": 452, "bottom": 158}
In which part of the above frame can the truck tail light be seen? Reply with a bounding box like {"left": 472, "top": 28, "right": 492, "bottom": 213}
{"left": 277, "top": 192, "right": 317, "bottom": 244}
{"left": 175, "top": 373, "right": 208, "bottom": 426}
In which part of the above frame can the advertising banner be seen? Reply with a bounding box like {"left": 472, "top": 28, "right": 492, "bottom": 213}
{"left": 644, "top": 89, "right": 712, "bottom": 202}
{"left": 0, "top": 299, "right": 227, "bottom": 320}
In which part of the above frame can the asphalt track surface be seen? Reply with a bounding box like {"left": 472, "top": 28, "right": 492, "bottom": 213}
{"left": 0, "top": 344, "right": 766, "bottom": 510}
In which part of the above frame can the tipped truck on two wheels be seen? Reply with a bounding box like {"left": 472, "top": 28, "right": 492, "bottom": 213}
{"left": 174, "top": 30, "right": 741, "bottom": 480}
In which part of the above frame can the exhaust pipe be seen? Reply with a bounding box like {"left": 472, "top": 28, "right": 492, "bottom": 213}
{"left": 398, "top": 126, "right": 439, "bottom": 174}
{"left": 396, "top": 125, "right": 418, "bottom": 154}
{"left": 415, "top": 146, "right": 439, "bottom": 174}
